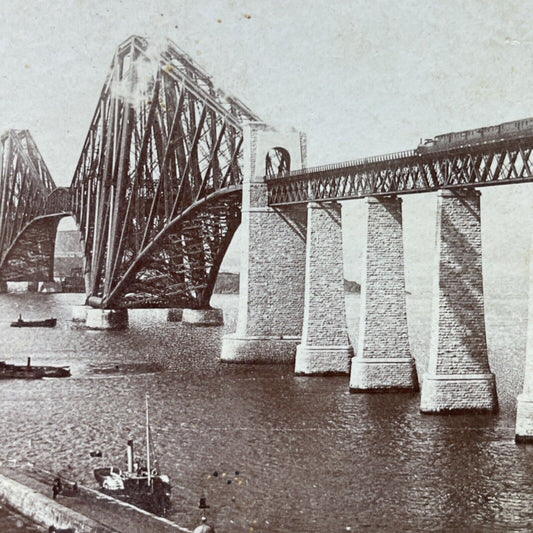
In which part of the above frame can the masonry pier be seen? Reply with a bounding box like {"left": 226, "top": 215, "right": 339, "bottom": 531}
{"left": 420, "top": 189, "right": 497, "bottom": 413}
{"left": 84, "top": 308, "right": 129, "bottom": 330}
{"left": 295, "top": 201, "right": 352, "bottom": 374}
{"left": 350, "top": 196, "right": 418, "bottom": 391}
{"left": 221, "top": 123, "right": 307, "bottom": 363}
{"left": 515, "top": 216, "right": 533, "bottom": 440}
{"left": 167, "top": 308, "right": 183, "bottom": 322}
{"left": 71, "top": 305, "right": 91, "bottom": 322}
{"left": 182, "top": 308, "right": 224, "bottom": 326}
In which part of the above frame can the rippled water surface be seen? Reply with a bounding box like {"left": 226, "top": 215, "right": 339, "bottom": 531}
{"left": 1, "top": 288, "right": 533, "bottom": 532}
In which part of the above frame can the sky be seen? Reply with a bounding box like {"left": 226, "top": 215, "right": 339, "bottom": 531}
{"left": 1, "top": 0, "right": 533, "bottom": 286}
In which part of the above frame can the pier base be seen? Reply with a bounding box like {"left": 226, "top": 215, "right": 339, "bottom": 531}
{"left": 6, "top": 281, "right": 38, "bottom": 293}
{"left": 71, "top": 305, "right": 91, "bottom": 322}
{"left": 350, "top": 358, "right": 419, "bottom": 392}
{"left": 38, "top": 281, "right": 61, "bottom": 293}
{"left": 85, "top": 308, "right": 128, "bottom": 330}
{"left": 516, "top": 395, "right": 533, "bottom": 442}
{"left": 167, "top": 308, "right": 183, "bottom": 322}
{"left": 295, "top": 345, "right": 353, "bottom": 375}
{"left": 0, "top": 281, "right": 6, "bottom": 293}
{"left": 182, "top": 308, "right": 224, "bottom": 326}
{"left": 221, "top": 334, "right": 299, "bottom": 363}
{"left": 420, "top": 373, "right": 497, "bottom": 413}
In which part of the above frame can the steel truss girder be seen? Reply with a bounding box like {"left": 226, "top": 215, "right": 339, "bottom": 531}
{"left": 71, "top": 36, "right": 256, "bottom": 308}
{"left": 0, "top": 130, "right": 56, "bottom": 269}
{"left": 267, "top": 138, "right": 533, "bottom": 205}
{"left": 0, "top": 214, "right": 67, "bottom": 282}
{"left": 105, "top": 190, "right": 241, "bottom": 309}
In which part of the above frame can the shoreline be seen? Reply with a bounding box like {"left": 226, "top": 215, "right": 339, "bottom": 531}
{"left": 0, "top": 465, "right": 192, "bottom": 533}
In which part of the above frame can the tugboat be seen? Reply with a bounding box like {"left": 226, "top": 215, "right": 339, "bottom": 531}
{"left": 0, "top": 361, "right": 44, "bottom": 379}
{"left": 93, "top": 395, "right": 171, "bottom": 515}
{"left": 0, "top": 358, "right": 70, "bottom": 379}
{"left": 10, "top": 315, "right": 57, "bottom": 328}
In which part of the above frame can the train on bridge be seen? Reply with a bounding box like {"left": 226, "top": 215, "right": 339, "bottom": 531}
{"left": 417, "top": 116, "right": 533, "bottom": 154}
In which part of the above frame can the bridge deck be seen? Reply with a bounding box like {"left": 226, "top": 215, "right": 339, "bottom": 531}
{"left": 267, "top": 136, "right": 533, "bottom": 205}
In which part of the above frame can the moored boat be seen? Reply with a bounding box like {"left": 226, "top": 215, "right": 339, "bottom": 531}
{"left": 0, "top": 358, "right": 71, "bottom": 379}
{"left": 10, "top": 316, "right": 57, "bottom": 328}
{"left": 93, "top": 395, "right": 171, "bottom": 515}
{"left": 0, "top": 361, "right": 44, "bottom": 379}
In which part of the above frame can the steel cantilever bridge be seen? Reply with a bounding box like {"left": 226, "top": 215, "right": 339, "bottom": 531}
{"left": 1, "top": 35, "right": 533, "bottom": 309}
{"left": 0, "top": 35, "right": 259, "bottom": 309}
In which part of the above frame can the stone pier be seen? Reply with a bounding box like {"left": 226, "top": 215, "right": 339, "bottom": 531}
{"left": 221, "top": 123, "right": 307, "bottom": 363}
{"left": 515, "top": 218, "right": 533, "bottom": 440}
{"left": 182, "top": 307, "right": 224, "bottom": 326}
{"left": 420, "top": 189, "right": 497, "bottom": 413}
{"left": 350, "top": 196, "right": 418, "bottom": 391}
{"left": 72, "top": 305, "right": 91, "bottom": 322}
{"left": 38, "top": 281, "right": 61, "bottom": 293}
{"left": 167, "top": 308, "right": 183, "bottom": 322}
{"left": 85, "top": 308, "right": 128, "bottom": 330}
{"left": 295, "top": 201, "right": 352, "bottom": 374}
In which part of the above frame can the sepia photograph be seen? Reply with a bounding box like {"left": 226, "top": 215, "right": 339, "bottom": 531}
{"left": 0, "top": 1, "right": 533, "bottom": 531}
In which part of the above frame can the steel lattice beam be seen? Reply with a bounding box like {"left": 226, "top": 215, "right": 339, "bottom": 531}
{"left": 267, "top": 137, "right": 533, "bottom": 205}
{"left": 71, "top": 35, "right": 259, "bottom": 308}
{"left": 0, "top": 130, "right": 57, "bottom": 279}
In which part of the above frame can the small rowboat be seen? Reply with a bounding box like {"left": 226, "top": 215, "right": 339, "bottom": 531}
{"left": 10, "top": 317, "right": 57, "bottom": 328}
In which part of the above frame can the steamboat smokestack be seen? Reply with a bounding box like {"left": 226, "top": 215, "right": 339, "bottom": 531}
{"left": 127, "top": 439, "right": 134, "bottom": 473}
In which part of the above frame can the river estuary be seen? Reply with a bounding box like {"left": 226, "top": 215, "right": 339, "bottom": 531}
{"left": 1, "top": 284, "right": 533, "bottom": 532}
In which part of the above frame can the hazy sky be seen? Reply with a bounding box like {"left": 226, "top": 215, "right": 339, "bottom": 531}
{"left": 1, "top": 1, "right": 533, "bottom": 284}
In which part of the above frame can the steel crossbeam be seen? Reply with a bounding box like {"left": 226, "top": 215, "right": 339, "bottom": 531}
{"left": 267, "top": 137, "right": 533, "bottom": 205}
{"left": 70, "top": 35, "right": 258, "bottom": 308}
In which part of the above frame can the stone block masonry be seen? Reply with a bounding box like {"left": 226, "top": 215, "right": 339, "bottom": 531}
{"left": 350, "top": 196, "right": 418, "bottom": 391}
{"left": 516, "top": 203, "right": 533, "bottom": 440}
{"left": 221, "top": 123, "right": 308, "bottom": 363}
{"left": 295, "top": 202, "right": 353, "bottom": 374}
{"left": 420, "top": 189, "right": 497, "bottom": 413}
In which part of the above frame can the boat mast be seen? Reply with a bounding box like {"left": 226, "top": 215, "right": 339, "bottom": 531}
{"left": 146, "top": 394, "right": 151, "bottom": 486}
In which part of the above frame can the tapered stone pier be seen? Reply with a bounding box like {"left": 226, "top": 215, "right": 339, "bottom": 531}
{"left": 350, "top": 196, "right": 418, "bottom": 391}
{"left": 295, "top": 201, "right": 353, "bottom": 374}
{"left": 515, "top": 214, "right": 533, "bottom": 440}
{"left": 420, "top": 189, "right": 497, "bottom": 413}
{"left": 221, "top": 123, "right": 307, "bottom": 363}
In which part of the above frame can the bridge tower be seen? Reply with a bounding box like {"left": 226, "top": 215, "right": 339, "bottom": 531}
{"left": 221, "top": 123, "right": 307, "bottom": 363}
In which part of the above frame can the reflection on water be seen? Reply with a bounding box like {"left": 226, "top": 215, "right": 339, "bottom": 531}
{"left": 0, "top": 289, "right": 532, "bottom": 532}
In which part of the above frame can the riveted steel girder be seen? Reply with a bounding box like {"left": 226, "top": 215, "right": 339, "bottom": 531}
{"left": 268, "top": 138, "right": 533, "bottom": 205}
{"left": 71, "top": 36, "right": 259, "bottom": 308}
{"left": 0, "top": 130, "right": 56, "bottom": 278}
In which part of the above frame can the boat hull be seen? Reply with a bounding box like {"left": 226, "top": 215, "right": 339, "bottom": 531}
{"left": 0, "top": 362, "right": 44, "bottom": 379}
{"left": 10, "top": 318, "right": 57, "bottom": 328}
{"left": 94, "top": 468, "right": 171, "bottom": 515}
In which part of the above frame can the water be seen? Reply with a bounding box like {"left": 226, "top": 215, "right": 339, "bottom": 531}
{"left": 0, "top": 285, "right": 532, "bottom": 533}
